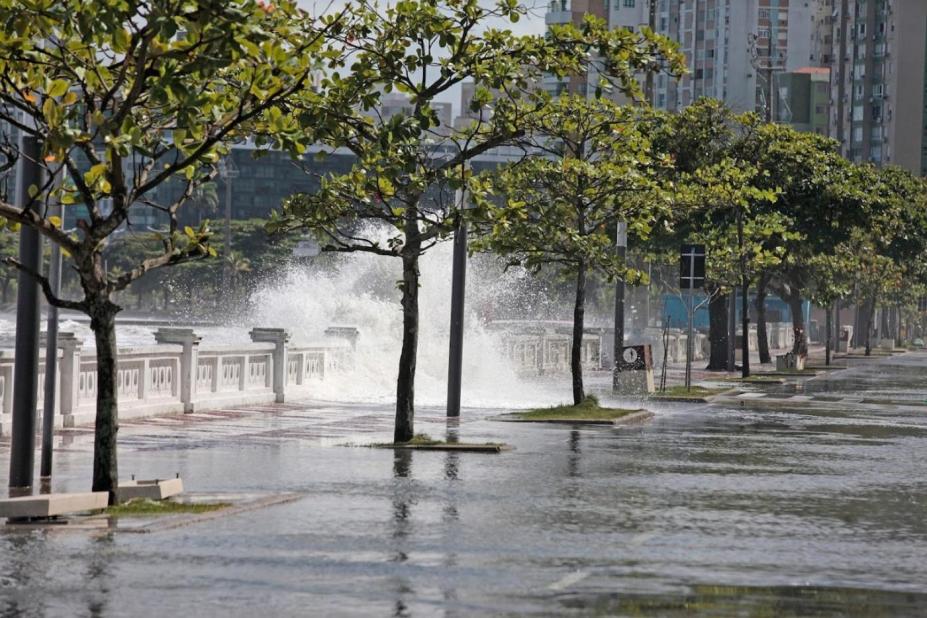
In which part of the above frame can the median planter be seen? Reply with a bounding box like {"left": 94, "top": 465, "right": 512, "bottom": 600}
{"left": 366, "top": 434, "right": 511, "bottom": 452}
{"left": 496, "top": 396, "right": 652, "bottom": 426}
{"left": 116, "top": 477, "right": 184, "bottom": 503}
{"left": 648, "top": 386, "right": 733, "bottom": 403}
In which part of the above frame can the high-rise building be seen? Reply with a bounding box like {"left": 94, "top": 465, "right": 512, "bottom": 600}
{"left": 544, "top": 0, "right": 608, "bottom": 97}
{"left": 545, "top": 0, "right": 831, "bottom": 116}
{"left": 655, "top": 0, "right": 823, "bottom": 114}
{"left": 829, "top": 0, "right": 927, "bottom": 175}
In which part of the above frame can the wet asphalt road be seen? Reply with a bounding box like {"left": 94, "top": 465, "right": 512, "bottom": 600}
{"left": 1, "top": 354, "right": 927, "bottom": 616}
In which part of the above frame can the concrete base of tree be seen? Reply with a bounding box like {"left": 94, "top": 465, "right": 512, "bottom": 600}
{"left": 116, "top": 478, "right": 184, "bottom": 502}
{"left": 0, "top": 492, "right": 108, "bottom": 521}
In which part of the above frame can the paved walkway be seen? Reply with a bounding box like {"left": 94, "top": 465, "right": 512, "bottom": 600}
{"left": 1, "top": 352, "right": 925, "bottom": 616}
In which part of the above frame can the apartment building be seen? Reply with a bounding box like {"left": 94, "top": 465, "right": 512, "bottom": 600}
{"left": 829, "top": 0, "right": 927, "bottom": 175}
{"left": 545, "top": 0, "right": 830, "bottom": 116}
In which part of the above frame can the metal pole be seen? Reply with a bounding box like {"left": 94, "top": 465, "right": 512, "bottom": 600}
{"left": 727, "top": 287, "right": 736, "bottom": 372}
{"left": 645, "top": 0, "right": 657, "bottom": 105}
{"left": 643, "top": 262, "right": 652, "bottom": 330}
{"left": 766, "top": 36, "right": 774, "bottom": 123}
{"left": 40, "top": 204, "right": 63, "bottom": 484}
{"left": 684, "top": 245, "right": 697, "bottom": 390}
{"left": 738, "top": 209, "right": 750, "bottom": 378}
{"left": 835, "top": 301, "right": 841, "bottom": 354}
{"left": 9, "top": 135, "right": 44, "bottom": 495}
{"left": 612, "top": 222, "right": 627, "bottom": 392}
{"left": 685, "top": 290, "right": 694, "bottom": 390}
{"left": 222, "top": 167, "right": 232, "bottom": 293}
{"left": 446, "top": 189, "right": 467, "bottom": 418}
{"left": 660, "top": 316, "right": 670, "bottom": 392}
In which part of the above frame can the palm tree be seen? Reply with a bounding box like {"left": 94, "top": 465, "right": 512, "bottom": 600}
{"left": 191, "top": 181, "right": 219, "bottom": 224}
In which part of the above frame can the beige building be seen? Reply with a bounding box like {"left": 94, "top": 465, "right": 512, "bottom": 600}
{"left": 829, "top": 0, "right": 927, "bottom": 174}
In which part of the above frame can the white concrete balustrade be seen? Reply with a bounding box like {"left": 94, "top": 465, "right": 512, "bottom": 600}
{"left": 0, "top": 327, "right": 356, "bottom": 435}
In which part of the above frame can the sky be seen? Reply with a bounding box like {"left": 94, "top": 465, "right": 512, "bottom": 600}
{"left": 296, "top": 0, "right": 549, "bottom": 116}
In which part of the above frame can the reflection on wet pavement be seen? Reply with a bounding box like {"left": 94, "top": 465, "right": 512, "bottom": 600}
{"left": 0, "top": 355, "right": 926, "bottom": 615}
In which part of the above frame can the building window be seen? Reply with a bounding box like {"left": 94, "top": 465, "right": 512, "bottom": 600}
{"left": 623, "top": 0, "right": 634, "bottom": 6}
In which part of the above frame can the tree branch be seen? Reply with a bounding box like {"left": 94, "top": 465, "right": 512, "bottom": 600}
{"left": 4, "top": 257, "right": 87, "bottom": 311}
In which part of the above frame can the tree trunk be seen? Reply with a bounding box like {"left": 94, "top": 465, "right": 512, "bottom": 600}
{"left": 864, "top": 297, "right": 875, "bottom": 356}
{"left": 787, "top": 293, "right": 807, "bottom": 358}
{"left": 394, "top": 248, "right": 420, "bottom": 444}
{"left": 755, "top": 273, "right": 771, "bottom": 363}
{"left": 89, "top": 297, "right": 121, "bottom": 504}
{"left": 825, "top": 304, "right": 833, "bottom": 366}
{"left": 571, "top": 261, "right": 587, "bottom": 405}
{"left": 706, "top": 289, "right": 729, "bottom": 370}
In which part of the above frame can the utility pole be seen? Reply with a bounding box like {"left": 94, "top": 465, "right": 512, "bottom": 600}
{"left": 765, "top": 35, "right": 775, "bottom": 123}
{"left": 748, "top": 32, "right": 784, "bottom": 124}
{"left": 644, "top": 0, "right": 658, "bottom": 106}
{"left": 446, "top": 168, "right": 469, "bottom": 418}
{"left": 9, "top": 134, "right": 44, "bottom": 496}
{"left": 612, "top": 222, "right": 627, "bottom": 392}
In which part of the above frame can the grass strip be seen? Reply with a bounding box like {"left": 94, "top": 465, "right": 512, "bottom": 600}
{"left": 106, "top": 499, "right": 230, "bottom": 517}
{"left": 514, "top": 395, "right": 643, "bottom": 422}
{"left": 369, "top": 434, "right": 509, "bottom": 450}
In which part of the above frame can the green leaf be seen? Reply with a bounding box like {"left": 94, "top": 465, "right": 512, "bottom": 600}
{"left": 84, "top": 163, "right": 108, "bottom": 185}
{"left": 48, "top": 79, "right": 69, "bottom": 98}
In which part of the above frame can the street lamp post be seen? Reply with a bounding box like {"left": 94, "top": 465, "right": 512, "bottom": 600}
{"left": 218, "top": 157, "right": 239, "bottom": 294}
{"left": 9, "top": 134, "right": 44, "bottom": 496}
{"left": 612, "top": 222, "right": 627, "bottom": 392}
{"left": 727, "top": 285, "right": 736, "bottom": 372}
{"left": 447, "top": 170, "right": 469, "bottom": 418}
{"left": 738, "top": 208, "right": 750, "bottom": 378}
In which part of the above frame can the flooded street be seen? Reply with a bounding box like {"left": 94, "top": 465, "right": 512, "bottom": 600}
{"left": 2, "top": 354, "right": 927, "bottom": 616}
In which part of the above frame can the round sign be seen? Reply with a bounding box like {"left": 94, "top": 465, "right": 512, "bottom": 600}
{"left": 622, "top": 347, "right": 639, "bottom": 364}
